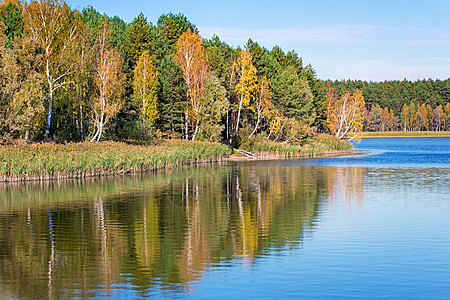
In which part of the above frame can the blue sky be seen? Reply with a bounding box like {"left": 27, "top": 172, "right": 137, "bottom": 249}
{"left": 67, "top": 0, "right": 450, "bottom": 82}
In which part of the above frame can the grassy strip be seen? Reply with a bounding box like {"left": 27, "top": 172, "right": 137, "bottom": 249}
{"left": 360, "top": 131, "right": 450, "bottom": 138}
{"left": 245, "top": 134, "right": 353, "bottom": 157}
{"left": 0, "top": 140, "right": 232, "bottom": 182}
{"left": 0, "top": 135, "right": 352, "bottom": 182}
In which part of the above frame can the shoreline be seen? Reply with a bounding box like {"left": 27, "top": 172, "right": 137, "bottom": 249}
{"left": 227, "top": 149, "right": 353, "bottom": 161}
{"left": 0, "top": 137, "right": 352, "bottom": 183}
{"left": 0, "top": 150, "right": 354, "bottom": 183}
{"left": 0, "top": 157, "right": 228, "bottom": 183}
{"left": 360, "top": 131, "right": 450, "bottom": 138}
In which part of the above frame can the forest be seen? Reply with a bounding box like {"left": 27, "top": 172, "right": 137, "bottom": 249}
{"left": 1, "top": 0, "right": 449, "bottom": 147}
{"left": 327, "top": 79, "right": 450, "bottom": 132}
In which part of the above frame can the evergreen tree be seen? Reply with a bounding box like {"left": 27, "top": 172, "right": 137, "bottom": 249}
{"left": 157, "top": 13, "right": 197, "bottom": 45}
{"left": 124, "top": 13, "right": 153, "bottom": 67}
{"left": 156, "top": 55, "right": 186, "bottom": 136}
{"left": 0, "top": 0, "right": 23, "bottom": 48}
{"left": 272, "top": 66, "right": 315, "bottom": 125}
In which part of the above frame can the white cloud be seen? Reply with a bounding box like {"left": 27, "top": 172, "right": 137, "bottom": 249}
{"left": 316, "top": 58, "right": 450, "bottom": 81}
{"left": 198, "top": 25, "right": 450, "bottom": 47}
{"left": 198, "top": 25, "right": 450, "bottom": 81}
{"left": 198, "top": 25, "right": 383, "bottom": 45}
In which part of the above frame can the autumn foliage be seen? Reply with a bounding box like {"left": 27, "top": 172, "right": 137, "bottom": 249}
{"left": 174, "top": 30, "right": 208, "bottom": 140}
{"left": 2, "top": 0, "right": 449, "bottom": 147}
{"left": 90, "top": 23, "right": 125, "bottom": 142}
{"left": 232, "top": 50, "right": 257, "bottom": 136}
{"left": 327, "top": 89, "right": 365, "bottom": 140}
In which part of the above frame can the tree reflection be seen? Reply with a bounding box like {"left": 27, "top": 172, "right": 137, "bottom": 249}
{"left": 326, "top": 166, "right": 365, "bottom": 208}
{"left": 0, "top": 164, "right": 365, "bottom": 298}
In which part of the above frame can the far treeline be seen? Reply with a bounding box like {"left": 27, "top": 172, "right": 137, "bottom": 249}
{"left": 326, "top": 79, "right": 450, "bottom": 132}
{"left": 1, "top": 0, "right": 449, "bottom": 147}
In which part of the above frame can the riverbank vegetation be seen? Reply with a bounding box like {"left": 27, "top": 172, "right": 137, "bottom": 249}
{"left": 241, "top": 133, "right": 352, "bottom": 157}
{"left": 0, "top": 134, "right": 354, "bottom": 182}
{"left": 1, "top": 0, "right": 449, "bottom": 167}
{"left": 0, "top": 140, "right": 232, "bottom": 182}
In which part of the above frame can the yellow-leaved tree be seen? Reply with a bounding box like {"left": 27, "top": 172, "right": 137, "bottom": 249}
{"left": 233, "top": 50, "right": 257, "bottom": 137}
{"left": 444, "top": 102, "right": 450, "bottom": 130}
{"left": 266, "top": 109, "right": 283, "bottom": 141}
{"left": 416, "top": 103, "right": 432, "bottom": 131}
{"left": 174, "top": 30, "right": 208, "bottom": 140}
{"left": 90, "top": 22, "right": 125, "bottom": 142}
{"left": 24, "top": 0, "right": 79, "bottom": 139}
{"left": 327, "top": 89, "right": 365, "bottom": 140}
{"left": 133, "top": 51, "right": 159, "bottom": 127}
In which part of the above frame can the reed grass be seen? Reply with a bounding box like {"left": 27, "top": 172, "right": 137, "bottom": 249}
{"left": 248, "top": 134, "right": 352, "bottom": 157}
{"left": 0, "top": 135, "right": 354, "bottom": 182}
{"left": 0, "top": 140, "right": 232, "bottom": 182}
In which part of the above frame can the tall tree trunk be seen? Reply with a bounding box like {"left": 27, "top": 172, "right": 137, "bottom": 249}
{"left": 184, "top": 110, "right": 189, "bottom": 140}
{"left": 248, "top": 116, "right": 260, "bottom": 139}
{"left": 25, "top": 121, "right": 30, "bottom": 142}
{"left": 90, "top": 120, "right": 100, "bottom": 142}
{"left": 273, "top": 123, "right": 285, "bottom": 142}
{"left": 80, "top": 90, "right": 84, "bottom": 140}
{"left": 235, "top": 95, "right": 244, "bottom": 137}
{"left": 97, "top": 102, "right": 105, "bottom": 142}
{"left": 45, "top": 90, "right": 53, "bottom": 140}
{"left": 80, "top": 103, "right": 84, "bottom": 140}
{"left": 226, "top": 107, "right": 229, "bottom": 142}
{"left": 192, "top": 119, "right": 199, "bottom": 141}
{"left": 267, "top": 119, "right": 276, "bottom": 140}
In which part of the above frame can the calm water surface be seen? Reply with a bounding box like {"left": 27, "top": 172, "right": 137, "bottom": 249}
{"left": 1, "top": 137, "right": 449, "bottom": 299}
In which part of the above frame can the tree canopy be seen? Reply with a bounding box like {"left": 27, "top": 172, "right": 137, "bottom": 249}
{"left": 1, "top": 0, "right": 449, "bottom": 145}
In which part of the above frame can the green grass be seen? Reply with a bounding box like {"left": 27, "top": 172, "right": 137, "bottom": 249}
{"left": 360, "top": 131, "right": 450, "bottom": 138}
{"left": 246, "top": 134, "right": 352, "bottom": 157}
{"left": 0, "top": 140, "right": 232, "bottom": 182}
{"left": 0, "top": 135, "right": 355, "bottom": 182}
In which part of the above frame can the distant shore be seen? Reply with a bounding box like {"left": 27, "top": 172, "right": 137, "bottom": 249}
{"left": 359, "top": 131, "right": 450, "bottom": 138}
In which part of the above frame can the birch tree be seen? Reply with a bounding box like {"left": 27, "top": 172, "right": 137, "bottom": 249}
{"left": 248, "top": 76, "right": 272, "bottom": 139}
{"left": 431, "top": 105, "right": 445, "bottom": 131}
{"left": 174, "top": 30, "right": 208, "bottom": 140}
{"left": 400, "top": 103, "right": 410, "bottom": 131}
{"left": 417, "top": 103, "right": 432, "bottom": 131}
{"left": 90, "top": 23, "right": 125, "bottom": 142}
{"left": 24, "top": 0, "right": 79, "bottom": 139}
{"left": 327, "top": 89, "right": 365, "bottom": 140}
{"left": 266, "top": 109, "right": 282, "bottom": 141}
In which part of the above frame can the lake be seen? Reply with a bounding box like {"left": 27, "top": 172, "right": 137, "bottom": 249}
{"left": 1, "top": 137, "right": 449, "bottom": 299}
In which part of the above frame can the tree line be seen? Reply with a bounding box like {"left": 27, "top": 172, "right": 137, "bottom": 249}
{"left": 326, "top": 79, "right": 450, "bottom": 132}
{"left": 1, "top": 0, "right": 449, "bottom": 146}
{"left": 0, "top": 0, "right": 327, "bottom": 145}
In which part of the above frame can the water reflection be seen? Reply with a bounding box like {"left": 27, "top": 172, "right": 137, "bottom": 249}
{"left": 0, "top": 164, "right": 364, "bottom": 298}
{"left": 327, "top": 167, "right": 365, "bottom": 208}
